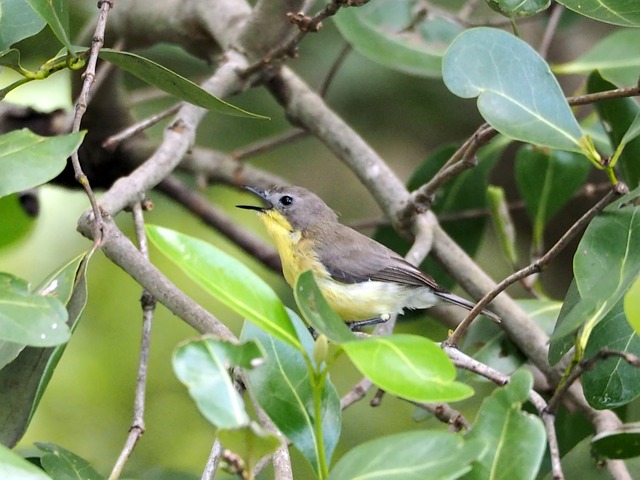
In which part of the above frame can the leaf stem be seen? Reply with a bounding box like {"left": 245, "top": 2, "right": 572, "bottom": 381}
{"left": 312, "top": 368, "right": 330, "bottom": 479}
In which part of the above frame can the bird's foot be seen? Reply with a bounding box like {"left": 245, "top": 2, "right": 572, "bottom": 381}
{"left": 348, "top": 314, "right": 390, "bottom": 331}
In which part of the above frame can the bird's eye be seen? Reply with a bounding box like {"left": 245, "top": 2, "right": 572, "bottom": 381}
{"left": 279, "top": 195, "right": 293, "bottom": 206}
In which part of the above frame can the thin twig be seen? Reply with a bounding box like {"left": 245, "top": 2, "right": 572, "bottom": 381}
{"left": 546, "top": 349, "right": 640, "bottom": 414}
{"left": 567, "top": 85, "right": 640, "bottom": 106}
{"left": 241, "top": 0, "right": 369, "bottom": 77}
{"left": 231, "top": 129, "right": 307, "bottom": 161}
{"left": 70, "top": 0, "right": 116, "bottom": 246}
{"left": 340, "top": 377, "right": 373, "bottom": 409}
{"left": 529, "top": 390, "right": 564, "bottom": 480}
{"left": 109, "top": 201, "right": 156, "bottom": 480}
{"left": 201, "top": 439, "right": 223, "bottom": 480}
{"left": 446, "top": 183, "right": 627, "bottom": 347}
{"left": 102, "top": 103, "right": 181, "bottom": 151}
{"left": 538, "top": 4, "right": 564, "bottom": 59}
{"left": 318, "top": 43, "right": 352, "bottom": 97}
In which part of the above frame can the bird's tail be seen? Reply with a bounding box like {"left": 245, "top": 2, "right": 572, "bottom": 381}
{"left": 433, "top": 291, "right": 500, "bottom": 323}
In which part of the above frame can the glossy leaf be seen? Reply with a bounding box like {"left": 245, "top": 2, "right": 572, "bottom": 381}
{"left": 0, "top": 254, "right": 88, "bottom": 447}
{"left": 146, "top": 225, "right": 301, "bottom": 350}
{"left": 342, "top": 334, "right": 474, "bottom": 403}
{"left": 98, "top": 49, "right": 267, "bottom": 119}
{"left": 23, "top": 0, "right": 73, "bottom": 53}
{"left": 0, "top": 0, "right": 46, "bottom": 51}
{"left": 556, "top": 0, "right": 640, "bottom": 27}
{"left": 217, "top": 423, "right": 281, "bottom": 474}
{"left": 36, "top": 442, "right": 103, "bottom": 480}
{"left": 625, "top": 276, "right": 640, "bottom": 334}
{"left": 0, "top": 443, "right": 51, "bottom": 480}
{"left": 588, "top": 71, "right": 640, "bottom": 188}
{"left": 328, "top": 431, "right": 485, "bottom": 480}
{"left": 515, "top": 146, "right": 591, "bottom": 250}
{"left": 487, "top": 0, "right": 551, "bottom": 18}
{"left": 173, "top": 337, "right": 265, "bottom": 429}
{"left": 0, "top": 130, "right": 85, "bottom": 198}
{"left": 582, "top": 300, "right": 640, "bottom": 409}
{"left": 487, "top": 185, "right": 517, "bottom": 266}
{"left": 443, "top": 28, "right": 583, "bottom": 153}
{"left": 241, "top": 318, "right": 340, "bottom": 474}
{"left": 464, "top": 370, "right": 545, "bottom": 480}
{"left": 0, "top": 273, "right": 69, "bottom": 347}
{"left": 294, "top": 271, "right": 355, "bottom": 344}
{"left": 334, "top": 1, "right": 463, "bottom": 78}
{"left": 592, "top": 424, "right": 640, "bottom": 459}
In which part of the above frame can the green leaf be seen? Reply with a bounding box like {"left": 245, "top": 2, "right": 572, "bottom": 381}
{"left": 548, "top": 279, "right": 583, "bottom": 364}
{"left": 23, "top": 0, "right": 73, "bottom": 53}
{"left": 588, "top": 71, "right": 640, "bottom": 188}
{"left": 486, "top": 0, "right": 551, "bottom": 18}
{"left": 97, "top": 49, "right": 267, "bottom": 119}
{"left": 146, "top": 225, "right": 301, "bottom": 350}
{"left": 515, "top": 146, "right": 591, "bottom": 250}
{"left": 464, "top": 369, "right": 546, "bottom": 480}
{"left": 0, "top": 48, "right": 23, "bottom": 70}
{"left": 0, "top": 443, "right": 51, "bottom": 480}
{"left": 486, "top": 185, "right": 518, "bottom": 266}
{"left": 625, "top": 275, "right": 640, "bottom": 334}
{"left": 0, "top": 254, "right": 88, "bottom": 448}
{"left": 217, "top": 423, "right": 281, "bottom": 475}
{"left": 342, "top": 334, "right": 474, "bottom": 403}
{"left": 443, "top": 28, "right": 583, "bottom": 153}
{"left": 294, "top": 271, "right": 355, "bottom": 344}
{"left": 328, "top": 431, "right": 485, "bottom": 480}
{"left": 0, "top": 273, "right": 69, "bottom": 347}
{"left": 556, "top": 0, "right": 640, "bottom": 27}
{"left": 0, "top": 130, "right": 85, "bottom": 198}
{"left": 0, "top": 0, "right": 46, "bottom": 51}
{"left": 36, "top": 442, "right": 103, "bottom": 480}
{"left": 555, "top": 30, "right": 640, "bottom": 87}
{"left": 550, "top": 186, "right": 640, "bottom": 354}
{"left": 334, "top": 2, "right": 463, "bottom": 78}
{"left": 241, "top": 318, "right": 341, "bottom": 475}
{"left": 173, "top": 337, "right": 265, "bottom": 429}
{"left": 591, "top": 423, "right": 640, "bottom": 459}
{"left": 0, "top": 194, "right": 36, "bottom": 249}
{"left": 582, "top": 300, "right": 640, "bottom": 409}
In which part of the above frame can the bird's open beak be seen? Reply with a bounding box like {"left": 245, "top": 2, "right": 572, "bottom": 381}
{"left": 236, "top": 186, "right": 272, "bottom": 212}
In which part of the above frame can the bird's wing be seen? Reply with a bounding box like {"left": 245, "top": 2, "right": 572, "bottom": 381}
{"left": 315, "top": 225, "right": 444, "bottom": 292}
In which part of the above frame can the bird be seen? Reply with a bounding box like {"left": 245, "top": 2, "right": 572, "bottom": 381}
{"left": 237, "top": 185, "right": 499, "bottom": 328}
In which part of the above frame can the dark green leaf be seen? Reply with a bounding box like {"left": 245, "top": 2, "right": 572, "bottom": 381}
{"left": 592, "top": 423, "right": 640, "bottom": 459}
{"left": 443, "top": 28, "right": 583, "bottom": 152}
{"left": 241, "top": 318, "right": 340, "bottom": 475}
{"left": 0, "top": 130, "right": 85, "bottom": 198}
{"left": 515, "top": 146, "right": 591, "bottom": 249}
{"left": 0, "top": 254, "right": 88, "bottom": 447}
{"left": 98, "top": 49, "right": 267, "bottom": 119}
{"left": 36, "top": 443, "right": 103, "bottom": 480}
{"left": 23, "top": 0, "right": 72, "bottom": 53}
{"left": 0, "top": 194, "right": 36, "bottom": 249}
{"left": 582, "top": 300, "right": 640, "bottom": 408}
{"left": 294, "top": 271, "right": 355, "bottom": 344}
{"left": 342, "top": 334, "right": 474, "bottom": 402}
{"left": 487, "top": 0, "right": 551, "bottom": 18}
{"left": 549, "top": 279, "right": 583, "bottom": 365}
{"left": 556, "top": 0, "right": 640, "bottom": 27}
{"left": 328, "top": 431, "right": 485, "bottom": 480}
{"left": 0, "top": 443, "right": 51, "bottom": 479}
{"left": 464, "top": 370, "right": 545, "bottom": 480}
{"left": 0, "top": 0, "right": 46, "bottom": 51}
{"left": 173, "top": 337, "right": 265, "bottom": 429}
{"left": 146, "top": 225, "right": 301, "bottom": 350}
{"left": 0, "top": 48, "right": 23, "bottom": 71}
{"left": 486, "top": 185, "right": 518, "bottom": 266}
{"left": 334, "top": 1, "right": 463, "bottom": 78}
{"left": 588, "top": 71, "right": 640, "bottom": 188}
{"left": 0, "top": 273, "right": 69, "bottom": 347}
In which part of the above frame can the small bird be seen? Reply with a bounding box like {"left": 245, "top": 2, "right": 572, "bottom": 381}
{"left": 237, "top": 185, "right": 499, "bottom": 327}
